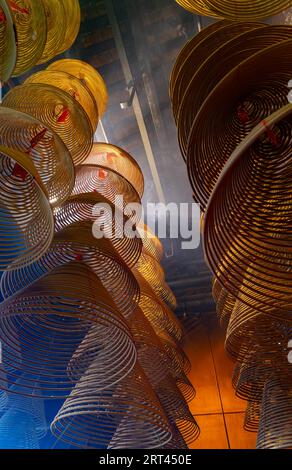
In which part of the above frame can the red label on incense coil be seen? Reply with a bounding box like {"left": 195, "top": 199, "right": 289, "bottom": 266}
{"left": 57, "top": 107, "right": 70, "bottom": 123}
{"left": 12, "top": 163, "right": 28, "bottom": 181}
{"left": 9, "top": 1, "right": 29, "bottom": 15}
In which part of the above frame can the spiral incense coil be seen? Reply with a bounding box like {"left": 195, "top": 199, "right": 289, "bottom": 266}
{"left": 204, "top": 105, "right": 292, "bottom": 318}
{"left": 1, "top": 223, "right": 141, "bottom": 319}
{"left": 0, "top": 107, "right": 74, "bottom": 206}
{"left": 8, "top": 0, "right": 47, "bottom": 76}
{"left": 25, "top": 70, "right": 99, "bottom": 131}
{"left": 225, "top": 298, "right": 292, "bottom": 363}
{"left": 0, "top": 145, "right": 53, "bottom": 271}
{"left": 136, "top": 250, "right": 177, "bottom": 309}
{"left": 176, "top": 0, "right": 292, "bottom": 19}
{"left": 0, "top": 262, "right": 136, "bottom": 398}
{"left": 57, "top": 0, "right": 80, "bottom": 54}
{"left": 244, "top": 400, "right": 260, "bottom": 432}
{"left": 173, "top": 21, "right": 264, "bottom": 136}
{"left": 177, "top": 24, "right": 292, "bottom": 160}
{"left": 155, "top": 375, "right": 200, "bottom": 445}
{"left": 134, "top": 270, "right": 182, "bottom": 343}
{"left": 256, "top": 378, "right": 292, "bottom": 449}
{"left": 2, "top": 83, "right": 93, "bottom": 165}
{"left": 48, "top": 58, "right": 108, "bottom": 117}
{"left": 73, "top": 164, "right": 142, "bottom": 220}
{"left": 37, "top": 0, "right": 65, "bottom": 64}
{"left": 188, "top": 39, "right": 292, "bottom": 210}
{"left": 137, "top": 222, "right": 164, "bottom": 261}
{"left": 0, "top": 0, "right": 16, "bottom": 82}
{"left": 83, "top": 143, "right": 144, "bottom": 198}
{"left": 170, "top": 20, "right": 228, "bottom": 111}
{"left": 54, "top": 193, "right": 142, "bottom": 267}
{"left": 129, "top": 307, "right": 171, "bottom": 386}
{"left": 51, "top": 362, "right": 172, "bottom": 449}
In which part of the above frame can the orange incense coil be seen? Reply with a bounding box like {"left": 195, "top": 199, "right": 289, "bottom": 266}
{"left": 8, "top": 0, "right": 47, "bottom": 76}
{"left": 175, "top": 0, "right": 292, "bottom": 20}
{"left": 256, "top": 377, "right": 292, "bottom": 449}
{"left": 54, "top": 193, "right": 142, "bottom": 266}
{"left": 0, "top": 262, "right": 137, "bottom": 398}
{"left": 73, "top": 164, "right": 142, "bottom": 220}
{"left": 57, "top": 0, "right": 81, "bottom": 55}
{"left": 244, "top": 400, "right": 260, "bottom": 433}
{"left": 154, "top": 375, "right": 200, "bottom": 446}
{"left": 0, "top": 107, "right": 74, "bottom": 206}
{"left": 204, "top": 105, "right": 292, "bottom": 319}
{"left": 188, "top": 39, "right": 292, "bottom": 210}
{"left": 48, "top": 58, "right": 108, "bottom": 117}
{"left": 37, "top": 0, "right": 65, "bottom": 64}
{"left": 2, "top": 83, "right": 93, "bottom": 165}
{"left": 0, "top": 145, "right": 53, "bottom": 271}
{"left": 0, "top": 0, "right": 16, "bottom": 82}
{"left": 25, "top": 70, "right": 99, "bottom": 131}
{"left": 1, "top": 222, "right": 141, "bottom": 319}
{"left": 83, "top": 143, "right": 144, "bottom": 198}
{"left": 51, "top": 362, "right": 172, "bottom": 449}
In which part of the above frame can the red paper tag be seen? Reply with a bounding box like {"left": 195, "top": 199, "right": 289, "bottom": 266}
{"left": 12, "top": 163, "right": 28, "bottom": 181}
{"left": 57, "top": 107, "right": 70, "bottom": 123}
{"left": 0, "top": 8, "right": 6, "bottom": 22}
{"left": 97, "top": 169, "right": 108, "bottom": 180}
{"left": 75, "top": 253, "right": 83, "bottom": 261}
{"left": 261, "top": 120, "right": 279, "bottom": 146}
{"left": 30, "top": 128, "right": 47, "bottom": 149}
{"left": 9, "top": 1, "right": 29, "bottom": 15}
{"left": 237, "top": 105, "right": 249, "bottom": 125}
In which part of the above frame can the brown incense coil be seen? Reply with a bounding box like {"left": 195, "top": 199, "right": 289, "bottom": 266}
{"left": 188, "top": 39, "right": 292, "bottom": 210}
{"left": 73, "top": 164, "right": 141, "bottom": 217}
{"left": 48, "top": 58, "right": 108, "bottom": 117}
{"left": 137, "top": 223, "right": 164, "bottom": 261}
{"left": 51, "top": 362, "right": 172, "bottom": 449}
{"left": 57, "top": 0, "right": 80, "bottom": 54}
{"left": 54, "top": 193, "right": 142, "bottom": 266}
{"left": 256, "top": 378, "right": 292, "bottom": 449}
{"left": 129, "top": 307, "right": 170, "bottom": 386}
{"left": 37, "top": 0, "right": 65, "bottom": 64}
{"left": 175, "top": 22, "right": 267, "bottom": 157}
{"left": 83, "top": 143, "right": 144, "bottom": 198}
{"left": 8, "top": 0, "right": 47, "bottom": 76}
{"left": 0, "top": 262, "right": 136, "bottom": 398}
{"left": 136, "top": 250, "right": 177, "bottom": 309}
{"left": 155, "top": 375, "right": 200, "bottom": 445}
{"left": 175, "top": 0, "right": 292, "bottom": 19}
{"left": 2, "top": 83, "right": 93, "bottom": 165}
{"left": 0, "top": 0, "right": 16, "bottom": 82}
{"left": 244, "top": 401, "right": 260, "bottom": 432}
{"left": 204, "top": 105, "right": 292, "bottom": 318}
{"left": 134, "top": 270, "right": 182, "bottom": 343}
{"left": 1, "top": 222, "right": 140, "bottom": 319}
{"left": 0, "top": 145, "right": 53, "bottom": 271}
{"left": 225, "top": 298, "right": 291, "bottom": 363}
{"left": 0, "top": 107, "right": 74, "bottom": 206}
{"left": 25, "top": 70, "right": 99, "bottom": 131}
{"left": 170, "top": 20, "right": 228, "bottom": 114}
{"left": 212, "top": 278, "right": 236, "bottom": 327}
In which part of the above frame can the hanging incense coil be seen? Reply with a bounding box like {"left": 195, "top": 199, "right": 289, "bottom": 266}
{"left": 51, "top": 362, "right": 172, "bottom": 449}
{"left": 175, "top": 0, "right": 292, "bottom": 20}
{"left": 83, "top": 143, "right": 144, "bottom": 198}
{"left": 0, "top": 107, "right": 74, "bottom": 206}
{"left": 244, "top": 400, "right": 260, "bottom": 432}
{"left": 54, "top": 193, "right": 143, "bottom": 266}
{"left": 188, "top": 39, "right": 292, "bottom": 210}
{"left": 37, "top": 0, "right": 65, "bottom": 64}
{"left": 0, "top": 0, "right": 16, "bottom": 82}
{"left": 48, "top": 58, "right": 108, "bottom": 117}
{"left": 177, "top": 24, "right": 292, "bottom": 160}
{"left": 204, "top": 105, "right": 292, "bottom": 319}
{"left": 0, "top": 145, "right": 53, "bottom": 271}
{"left": 73, "top": 164, "right": 142, "bottom": 220}
{"left": 57, "top": 0, "right": 80, "bottom": 54}
{"left": 256, "top": 377, "right": 292, "bottom": 449}
{"left": 1, "top": 223, "right": 141, "bottom": 319}
{"left": 8, "top": 0, "right": 47, "bottom": 76}
{"left": 25, "top": 70, "right": 99, "bottom": 131}
{"left": 0, "top": 262, "right": 136, "bottom": 398}
{"left": 155, "top": 375, "right": 200, "bottom": 445}
{"left": 2, "top": 83, "right": 93, "bottom": 165}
